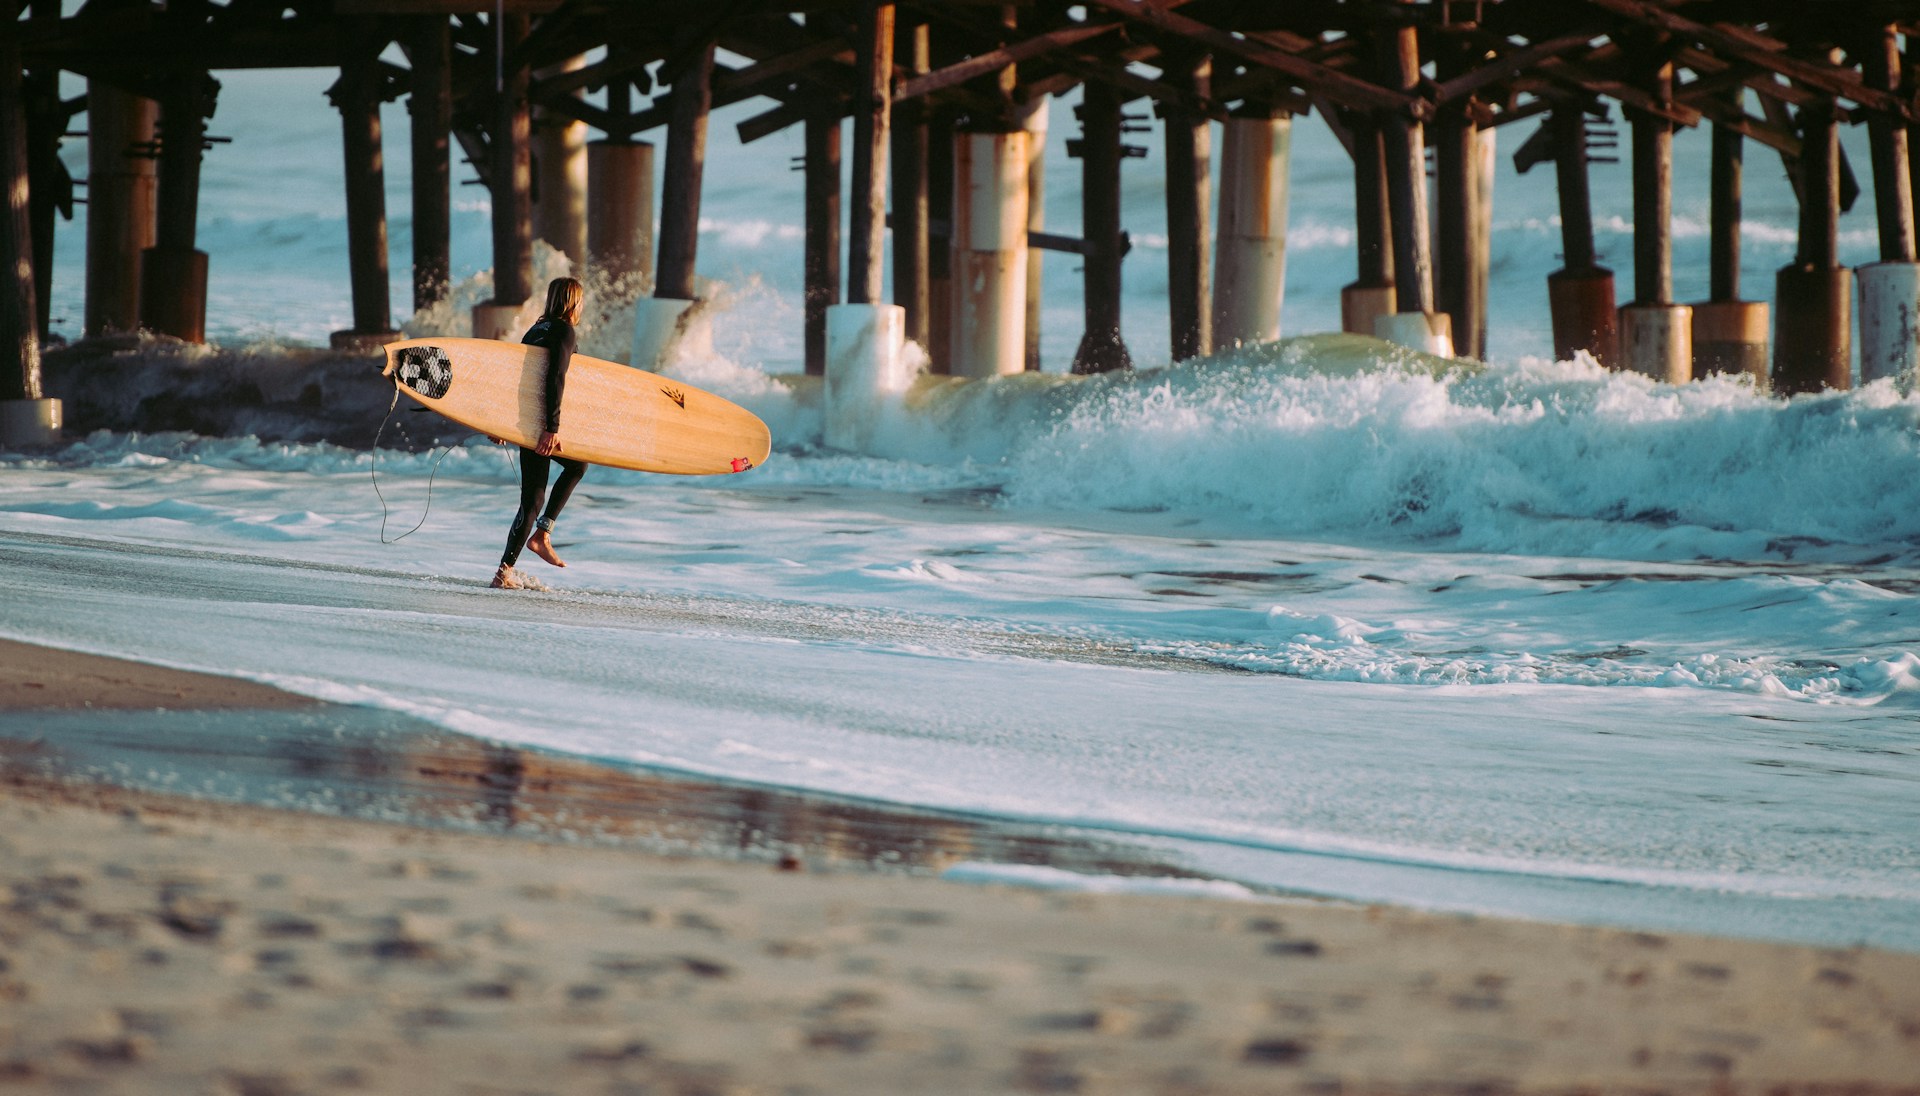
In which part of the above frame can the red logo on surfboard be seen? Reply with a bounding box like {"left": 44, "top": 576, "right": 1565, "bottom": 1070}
{"left": 730, "top": 457, "right": 754, "bottom": 473}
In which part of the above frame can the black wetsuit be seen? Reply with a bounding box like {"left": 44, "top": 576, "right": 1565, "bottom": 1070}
{"left": 500, "top": 316, "right": 588, "bottom": 570}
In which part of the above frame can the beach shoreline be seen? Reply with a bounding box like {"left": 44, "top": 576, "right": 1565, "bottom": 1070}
{"left": 2, "top": 639, "right": 1917, "bottom": 1093}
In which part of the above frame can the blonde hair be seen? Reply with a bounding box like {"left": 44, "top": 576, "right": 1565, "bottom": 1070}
{"left": 543, "top": 277, "right": 584, "bottom": 323}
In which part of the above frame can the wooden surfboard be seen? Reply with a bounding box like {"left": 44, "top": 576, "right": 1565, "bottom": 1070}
{"left": 381, "top": 337, "right": 771, "bottom": 476}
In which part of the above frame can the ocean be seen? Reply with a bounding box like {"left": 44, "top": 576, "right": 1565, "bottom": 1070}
{"left": 6, "top": 67, "right": 1918, "bottom": 953}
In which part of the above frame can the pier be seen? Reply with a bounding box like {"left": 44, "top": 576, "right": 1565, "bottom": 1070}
{"left": 6, "top": 0, "right": 1920, "bottom": 448}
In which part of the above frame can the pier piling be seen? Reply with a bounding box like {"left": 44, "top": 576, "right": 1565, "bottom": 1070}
{"left": 532, "top": 57, "right": 590, "bottom": 273}
{"left": 407, "top": 15, "right": 451, "bottom": 315}
{"left": 1341, "top": 111, "right": 1395, "bottom": 340}
{"left": 330, "top": 22, "right": 398, "bottom": 351}
{"left": 585, "top": 43, "right": 652, "bottom": 292}
{"left": 1070, "top": 80, "right": 1132, "bottom": 374}
{"left": 1375, "top": 16, "right": 1450, "bottom": 356}
{"left": 802, "top": 111, "right": 842, "bottom": 377}
{"left": 83, "top": 85, "right": 156, "bottom": 337}
{"left": 1, "top": 29, "right": 57, "bottom": 446}
{"left": 950, "top": 128, "right": 1030, "bottom": 378}
{"left": 139, "top": 75, "right": 216, "bottom": 344}
{"left": 1774, "top": 95, "right": 1852, "bottom": 395}
{"left": 634, "top": 39, "right": 715, "bottom": 369}
{"left": 473, "top": 12, "right": 532, "bottom": 341}
{"left": 1162, "top": 52, "right": 1212, "bottom": 362}
{"left": 1213, "top": 109, "right": 1291, "bottom": 351}
{"left": 1692, "top": 98, "right": 1768, "bottom": 386}
{"left": 1619, "top": 60, "right": 1691, "bottom": 384}
{"left": 891, "top": 17, "right": 932, "bottom": 352}
{"left": 1545, "top": 102, "right": 1617, "bottom": 365}
{"left": 1858, "top": 27, "right": 1919, "bottom": 389}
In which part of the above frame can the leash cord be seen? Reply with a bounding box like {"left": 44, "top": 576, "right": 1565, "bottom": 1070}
{"left": 371, "top": 383, "right": 455, "bottom": 545}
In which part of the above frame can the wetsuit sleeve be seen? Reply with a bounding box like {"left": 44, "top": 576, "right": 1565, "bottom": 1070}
{"left": 543, "top": 322, "right": 576, "bottom": 434}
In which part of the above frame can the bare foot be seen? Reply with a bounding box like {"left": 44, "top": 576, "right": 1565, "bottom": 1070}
{"left": 490, "top": 566, "right": 527, "bottom": 589}
{"left": 527, "top": 529, "right": 567, "bottom": 568}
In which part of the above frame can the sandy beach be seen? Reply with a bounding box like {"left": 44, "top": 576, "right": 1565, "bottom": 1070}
{"left": 1, "top": 643, "right": 1916, "bottom": 1095}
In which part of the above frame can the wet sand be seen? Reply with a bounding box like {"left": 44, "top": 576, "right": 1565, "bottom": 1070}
{"left": 2, "top": 640, "right": 1917, "bottom": 1094}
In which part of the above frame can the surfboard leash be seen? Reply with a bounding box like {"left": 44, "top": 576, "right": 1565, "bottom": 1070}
{"left": 370, "top": 382, "right": 457, "bottom": 545}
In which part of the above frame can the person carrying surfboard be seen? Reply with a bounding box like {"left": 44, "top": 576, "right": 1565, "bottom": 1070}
{"left": 493, "top": 276, "right": 589, "bottom": 589}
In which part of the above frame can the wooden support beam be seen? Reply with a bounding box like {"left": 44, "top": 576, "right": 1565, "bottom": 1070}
{"left": 1798, "top": 97, "right": 1841, "bottom": 271}
{"left": 1379, "top": 18, "right": 1433, "bottom": 314}
{"left": 656, "top": 40, "right": 715, "bottom": 302}
{"left": 1351, "top": 109, "right": 1394, "bottom": 289}
{"left": 332, "top": 17, "right": 394, "bottom": 335}
{"left": 803, "top": 110, "right": 840, "bottom": 376}
{"left": 1864, "top": 24, "right": 1915, "bottom": 263}
{"left": 897, "top": 22, "right": 1118, "bottom": 102}
{"left": 892, "top": 16, "right": 931, "bottom": 347}
{"left": 1709, "top": 95, "right": 1744, "bottom": 303}
{"left": 1581, "top": 0, "right": 1917, "bottom": 124}
{"left": 2, "top": 29, "right": 41, "bottom": 401}
{"left": 1163, "top": 51, "right": 1211, "bottom": 361}
{"left": 1082, "top": 0, "right": 1418, "bottom": 117}
{"left": 531, "top": 47, "right": 656, "bottom": 102}
{"left": 1629, "top": 61, "right": 1675, "bottom": 306}
{"left": 847, "top": 0, "right": 893, "bottom": 307}
{"left": 1432, "top": 31, "right": 1601, "bottom": 105}
{"left": 1534, "top": 56, "right": 1702, "bottom": 128}
{"left": 1552, "top": 102, "right": 1599, "bottom": 273}
{"left": 408, "top": 15, "right": 452, "bottom": 312}
{"left": 1435, "top": 51, "right": 1483, "bottom": 355}
{"left": 1071, "top": 79, "right": 1131, "bottom": 374}
{"left": 489, "top": 12, "right": 533, "bottom": 306}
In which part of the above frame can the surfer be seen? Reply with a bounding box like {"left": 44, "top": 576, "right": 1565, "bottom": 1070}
{"left": 493, "top": 277, "right": 589, "bottom": 589}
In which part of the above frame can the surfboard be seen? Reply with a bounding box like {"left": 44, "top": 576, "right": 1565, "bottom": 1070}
{"left": 381, "top": 336, "right": 771, "bottom": 476}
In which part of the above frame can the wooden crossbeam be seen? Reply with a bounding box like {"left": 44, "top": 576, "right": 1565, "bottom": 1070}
{"left": 531, "top": 46, "right": 658, "bottom": 100}
{"left": 1080, "top": 0, "right": 1416, "bottom": 116}
{"left": 896, "top": 21, "right": 1120, "bottom": 101}
{"left": 1582, "top": 0, "right": 1916, "bottom": 123}
{"left": 1533, "top": 55, "right": 1701, "bottom": 127}
{"left": 1432, "top": 31, "right": 1602, "bottom": 105}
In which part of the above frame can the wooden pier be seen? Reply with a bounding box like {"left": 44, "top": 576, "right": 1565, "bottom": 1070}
{"left": 7, "top": 0, "right": 1920, "bottom": 446}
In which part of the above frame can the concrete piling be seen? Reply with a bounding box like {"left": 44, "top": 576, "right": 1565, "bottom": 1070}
{"left": 532, "top": 57, "right": 590, "bottom": 270}
{"left": 1773, "top": 98, "right": 1850, "bottom": 395}
{"left": 1692, "top": 106, "right": 1767, "bottom": 385}
{"left": 586, "top": 139, "right": 655, "bottom": 287}
{"left": 950, "top": 129, "right": 1030, "bottom": 378}
{"left": 1212, "top": 111, "right": 1291, "bottom": 350}
{"left": 140, "top": 76, "right": 217, "bottom": 343}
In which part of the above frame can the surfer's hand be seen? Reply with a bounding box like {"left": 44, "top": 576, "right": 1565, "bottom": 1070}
{"left": 536, "top": 431, "right": 562, "bottom": 456}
